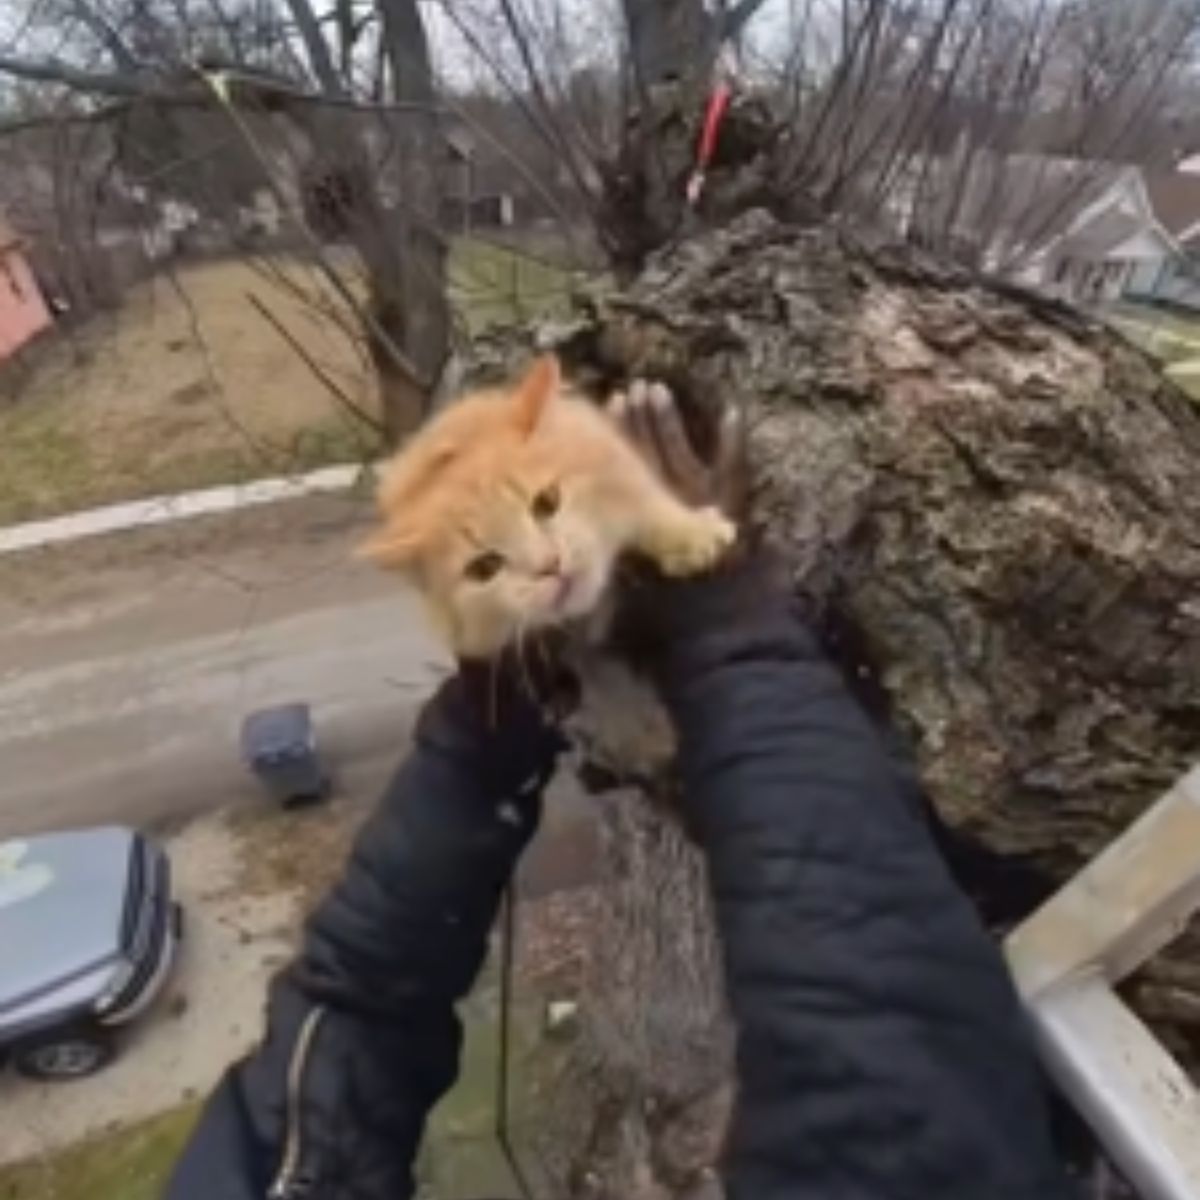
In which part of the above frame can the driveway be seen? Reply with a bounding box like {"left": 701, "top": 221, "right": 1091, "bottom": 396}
{"left": 0, "top": 813, "right": 301, "bottom": 1164}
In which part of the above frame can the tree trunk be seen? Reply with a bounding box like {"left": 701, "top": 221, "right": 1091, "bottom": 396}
{"left": 363, "top": 216, "right": 448, "bottom": 443}
{"left": 600, "top": 0, "right": 795, "bottom": 274}
{"left": 368, "top": 0, "right": 450, "bottom": 440}
{"left": 509, "top": 210, "right": 1200, "bottom": 1197}
{"left": 284, "top": 0, "right": 447, "bottom": 443}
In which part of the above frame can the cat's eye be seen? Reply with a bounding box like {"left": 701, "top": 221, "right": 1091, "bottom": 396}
{"left": 531, "top": 485, "right": 560, "bottom": 521}
{"left": 465, "top": 551, "right": 505, "bottom": 582}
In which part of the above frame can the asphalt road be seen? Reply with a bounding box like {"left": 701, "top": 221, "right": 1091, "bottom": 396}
{"left": 0, "top": 495, "right": 449, "bottom": 840}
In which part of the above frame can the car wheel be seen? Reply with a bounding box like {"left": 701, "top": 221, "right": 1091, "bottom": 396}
{"left": 12, "top": 1027, "right": 115, "bottom": 1081}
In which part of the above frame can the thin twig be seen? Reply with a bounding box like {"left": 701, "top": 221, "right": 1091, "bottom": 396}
{"left": 438, "top": 0, "right": 599, "bottom": 211}
{"left": 160, "top": 264, "right": 285, "bottom": 469}
{"left": 198, "top": 67, "right": 424, "bottom": 389}
{"left": 496, "top": 884, "right": 536, "bottom": 1200}
{"left": 246, "top": 290, "right": 383, "bottom": 435}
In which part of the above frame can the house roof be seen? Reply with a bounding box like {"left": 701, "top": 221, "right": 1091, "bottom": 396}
{"left": 1142, "top": 170, "right": 1200, "bottom": 243}
{"left": 443, "top": 123, "right": 474, "bottom": 161}
{"left": 925, "top": 151, "right": 1128, "bottom": 257}
{"left": 999, "top": 158, "right": 1128, "bottom": 256}
{"left": 1057, "top": 208, "right": 1148, "bottom": 260}
{"left": 919, "top": 147, "right": 1200, "bottom": 263}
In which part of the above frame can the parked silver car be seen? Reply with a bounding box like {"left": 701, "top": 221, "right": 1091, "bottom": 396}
{"left": 0, "top": 826, "right": 182, "bottom": 1080}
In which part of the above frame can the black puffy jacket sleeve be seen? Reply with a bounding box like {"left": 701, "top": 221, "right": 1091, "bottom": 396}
{"left": 165, "top": 673, "right": 561, "bottom": 1200}
{"left": 655, "top": 583, "right": 1075, "bottom": 1200}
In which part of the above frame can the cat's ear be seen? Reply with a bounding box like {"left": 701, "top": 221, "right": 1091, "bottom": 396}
{"left": 377, "top": 441, "right": 457, "bottom": 511}
{"left": 512, "top": 354, "right": 560, "bottom": 435}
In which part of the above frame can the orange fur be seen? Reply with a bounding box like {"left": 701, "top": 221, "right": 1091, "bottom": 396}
{"left": 359, "top": 356, "right": 735, "bottom": 657}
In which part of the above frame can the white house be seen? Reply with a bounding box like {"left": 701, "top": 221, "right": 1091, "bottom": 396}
{"left": 1041, "top": 166, "right": 1200, "bottom": 308}
{"left": 898, "top": 146, "right": 1200, "bottom": 310}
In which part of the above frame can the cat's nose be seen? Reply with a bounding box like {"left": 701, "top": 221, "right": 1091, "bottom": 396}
{"left": 535, "top": 551, "right": 562, "bottom": 578}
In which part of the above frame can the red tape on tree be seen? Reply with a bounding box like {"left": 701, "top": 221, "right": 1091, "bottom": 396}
{"left": 686, "top": 45, "right": 736, "bottom": 206}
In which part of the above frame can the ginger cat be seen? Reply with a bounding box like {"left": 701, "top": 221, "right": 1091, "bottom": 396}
{"left": 359, "top": 356, "right": 736, "bottom": 657}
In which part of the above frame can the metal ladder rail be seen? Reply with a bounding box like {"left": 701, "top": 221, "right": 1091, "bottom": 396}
{"left": 1005, "top": 766, "right": 1200, "bottom": 1200}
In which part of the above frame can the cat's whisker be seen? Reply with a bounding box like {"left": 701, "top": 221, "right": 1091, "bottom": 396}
{"left": 487, "top": 657, "right": 501, "bottom": 729}
{"left": 513, "top": 620, "right": 538, "bottom": 705}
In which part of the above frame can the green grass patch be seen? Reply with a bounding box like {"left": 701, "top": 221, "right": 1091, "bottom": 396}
{"left": 0, "top": 409, "right": 378, "bottom": 526}
{"left": 0, "top": 403, "right": 94, "bottom": 525}
{"left": 1109, "top": 303, "right": 1200, "bottom": 364}
{"left": 0, "top": 963, "right": 568, "bottom": 1200}
{"left": 1108, "top": 304, "right": 1200, "bottom": 402}
{"left": 416, "top": 966, "right": 572, "bottom": 1198}
{"left": 450, "top": 239, "right": 575, "bottom": 333}
{"left": 0, "top": 1102, "right": 199, "bottom": 1200}
{"left": 1165, "top": 360, "right": 1200, "bottom": 402}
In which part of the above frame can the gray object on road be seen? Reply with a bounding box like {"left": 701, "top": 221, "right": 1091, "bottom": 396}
{"left": 0, "top": 825, "right": 182, "bottom": 1080}
{"left": 241, "top": 702, "right": 329, "bottom": 806}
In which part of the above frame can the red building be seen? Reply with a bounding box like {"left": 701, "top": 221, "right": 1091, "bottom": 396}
{"left": 0, "top": 212, "right": 52, "bottom": 362}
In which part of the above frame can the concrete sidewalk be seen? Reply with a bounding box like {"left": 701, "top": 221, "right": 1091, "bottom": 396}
{"left": 0, "top": 464, "right": 365, "bottom": 556}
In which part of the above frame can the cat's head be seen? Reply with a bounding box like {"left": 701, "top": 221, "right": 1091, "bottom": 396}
{"left": 359, "top": 356, "right": 619, "bottom": 657}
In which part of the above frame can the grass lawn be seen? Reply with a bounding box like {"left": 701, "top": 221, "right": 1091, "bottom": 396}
{"left": 0, "top": 1103, "right": 200, "bottom": 1200}
{"left": 0, "top": 966, "right": 562, "bottom": 1200}
{"left": 416, "top": 964, "right": 570, "bottom": 1199}
{"left": 0, "top": 239, "right": 574, "bottom": 525}
{"left": 1107, "top": 302, "right": 1200, "bottom": 402}
{"left": 1111, "top": 301, "right": 1200, "bottom": 349}
{"left": 450, "top": 237, "right": 576, "bottom": 334}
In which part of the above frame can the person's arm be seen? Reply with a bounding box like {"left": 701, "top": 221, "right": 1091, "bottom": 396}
{"left": 165, "top": 665, "right": 562, "bottom": 1200}
{"left": 652, "top": 570, "right": 1073, "bottom": 1200}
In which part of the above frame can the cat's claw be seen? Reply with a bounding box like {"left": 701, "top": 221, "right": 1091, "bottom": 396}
{"left": 656, "top": 507, "right": 737, "bottom": 576}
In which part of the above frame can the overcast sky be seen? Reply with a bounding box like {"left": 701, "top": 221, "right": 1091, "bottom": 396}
{"left": 0, "top": 0, "right": 801, "bottom": 72}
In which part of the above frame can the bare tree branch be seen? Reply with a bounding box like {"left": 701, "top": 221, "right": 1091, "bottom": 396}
{"left": 722, "top": 0, "right": 770, "bottom": 40}
{"left": 198, "top": 69, "right": 425, "bottom": 390}
{"left": 247, "top": 290, "right": 383, "bottom": 435}
{"left": 495, "top": 0, "right": 602, "bottom": 197}
{"left": 0, "top": 52, "right": 451, "bottom": 114}
{"left": 445, "top": 100, "right": 588, "bottom": 256}
{"left": 788, "top": 0, "right": 888, "bottom": 184}
{"left": 436, "top": 2, "right": 568, "bottom": 166}
{"left": 0, "top": 51, "right": 150, "bottom": 96}
{"left": 281, "top": 0, "right": 346, "bottom": 97}
{"left": 202, "top": 0, "right": 246, "bottom": 63}
{"left": 0, "top": 101, "right": 130, "bottom": 136}
{"left": 68, "top": 0, "right": 139, "bottom": 72}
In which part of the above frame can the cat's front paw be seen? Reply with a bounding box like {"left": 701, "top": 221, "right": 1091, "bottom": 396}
{"left": 654, "top": 507, "right": 737, "bottom": 576}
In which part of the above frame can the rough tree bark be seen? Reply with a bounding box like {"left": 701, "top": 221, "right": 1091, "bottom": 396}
{"left": 490, "top": 210, "right": 1200, "bottom": 1198}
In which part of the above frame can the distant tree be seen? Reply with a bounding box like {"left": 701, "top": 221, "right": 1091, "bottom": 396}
{"left": 0, "top": 0, "right": 448, "bottom": 438}
{"left": 453, "top": 0, "right": 1200, "bottom": 273}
